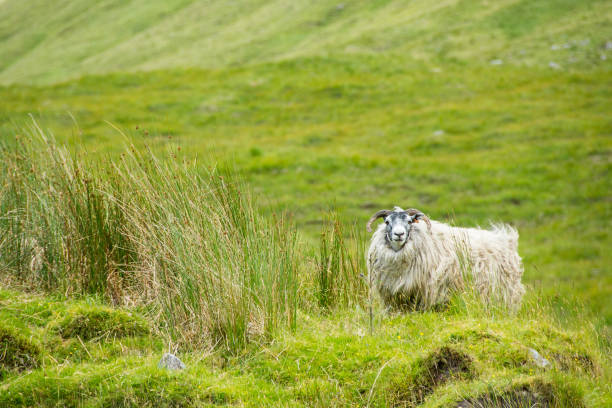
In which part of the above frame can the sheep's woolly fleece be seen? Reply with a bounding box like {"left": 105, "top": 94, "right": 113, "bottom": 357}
{"left": 366, "top": 208, "right": 525, "bottom": 310}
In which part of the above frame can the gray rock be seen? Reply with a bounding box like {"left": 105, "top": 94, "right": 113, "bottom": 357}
{"left": 490, "top": 59, "right": 503, "bottom": 65}
{"left": 605, "top": 41, "right": 612, "bottom": 50}
{"left": 528, "top": 348, "right": 551, "bottom": 369}
{"left": 158, "top": 353, "right": 186, "bottom": 370}
{"left": 548, "top": 61, "right": 561, "bottom": 70}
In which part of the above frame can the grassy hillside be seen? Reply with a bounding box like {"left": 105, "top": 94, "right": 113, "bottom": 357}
{"left": 0, "top": 0, "right": 610, "bottom": 84}
{"left": 1, "top": 287, "right": 610, "bottom": 407}
{"left": 1, "top": 58, "right": 610, "bottom": 325}
{"left": 0, "top": 0, "right": 611, "bottom": 406}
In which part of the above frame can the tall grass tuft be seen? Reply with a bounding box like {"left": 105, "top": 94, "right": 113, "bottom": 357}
{"left": 0, "top": 123, "right": 298, "bottom": 353}
{"left": 0, "top": 122, "right": 133, "bottom": 295}
{"left": 316, "top": 213, "right": 367, "bottom": 310}
{"left": 112, "top": 147, "right": 298, "bottom": 351}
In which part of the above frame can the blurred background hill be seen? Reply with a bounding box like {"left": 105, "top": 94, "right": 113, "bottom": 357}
{"left": 0, "top": 0, "right": 610, "bottom": 84}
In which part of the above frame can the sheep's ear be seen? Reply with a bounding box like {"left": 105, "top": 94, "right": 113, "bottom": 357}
{"left": 406, "top": 209, "right": 432, "bottom": 232}
{"left": 412, "top": 212, "right": 425, "bottom": 222}
{"left": 366, "top": 210, "right": 392, "bottom": 232}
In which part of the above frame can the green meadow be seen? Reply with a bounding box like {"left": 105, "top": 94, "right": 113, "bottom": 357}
{"left": 1, "top": 0, "right": 611, "bottom": 406}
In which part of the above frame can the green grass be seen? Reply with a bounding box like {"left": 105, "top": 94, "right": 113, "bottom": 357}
{"left": 2, "top": 121, "right": 608, "bottom": 407}
{"left": 0, "top": 322, "right": 42, "bottom": 375}
{"left": 49, "top": 305, "right": 150, "bottom": 341}
{"left": 0, "top": 129, "right": 299, "bottom": 353}
{"left": 0, "top": 288, "right": 609, "bottom": 407}
{"left": 0, "top": 0, "right": 610, "bottom": 405}
{"left": 1, "top": 58, "right": 609, "bottom": 327}
{"left": 316, "top": 214, "right": 367, "bottom": 311}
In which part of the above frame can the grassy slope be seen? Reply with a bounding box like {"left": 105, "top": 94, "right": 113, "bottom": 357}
{"left": 1, "top": 288, "right": 610, "bottom": 407}
{"left": 0, "top": 0, "right": 611, "bottom": 406}
{"left": 0, "top": 0, "right": 610, "bottom": 84}
{"left": 1, "top": 58, "right": 610, "bottom": 325}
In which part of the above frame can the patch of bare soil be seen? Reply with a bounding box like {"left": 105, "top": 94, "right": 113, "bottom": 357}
{"left": 389, "top": 346, "right": 475, "bottom": 407}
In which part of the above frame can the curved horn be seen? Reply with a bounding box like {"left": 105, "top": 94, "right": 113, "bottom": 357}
{"left": 366, "top": 209, "right": 392, "bottom": 232}
{"left": 406, "top": 208, "right": 432, "bottom": 232}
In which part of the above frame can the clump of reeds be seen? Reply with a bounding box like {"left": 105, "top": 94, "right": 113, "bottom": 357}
{"left": 0, "top": 123, "right": 132, "bottom": 295}
{"left": 0, "top": 122, "right": 298, "bottom": 353}
{"left": 316, "top": 213, "right": 368, "bottom": 310}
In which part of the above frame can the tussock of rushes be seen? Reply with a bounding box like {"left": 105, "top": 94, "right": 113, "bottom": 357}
{"left": 316, "top": 213, "right": 367, "bottom": 310}
{"left": 0, "top": 125, "right": 133, "bottom": 295}
{"left": 0, "top": 123, "right": 298, "bottom": 353}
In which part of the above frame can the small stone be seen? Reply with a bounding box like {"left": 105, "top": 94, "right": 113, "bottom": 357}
{"left": 548, "top": 61, "right": 561, "bottom": 70}
{"left": 490, "top": 59, "right": 503, "bottom": 65}
{"left": 433, "top": 130, "right": 445, "bottom": 136}
{"left": 605, "top": 41, "right": 612, "bottom": 50}
{"left": 551, "top": 44, "right": 561, "bottom": 50}
{"left": 158, "top": 353, "right": 186, "bottom": 370}
{"left": 528, "top": 348, "right": 551, "bottom": 369}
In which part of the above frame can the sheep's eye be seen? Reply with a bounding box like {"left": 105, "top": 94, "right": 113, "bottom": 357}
{"left": 385, "top": 220, "right": 389, "bottom": 224}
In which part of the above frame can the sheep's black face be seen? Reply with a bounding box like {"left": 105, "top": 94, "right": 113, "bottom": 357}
{"left": 384, "top": 211, "right": 412, "bottom": 251}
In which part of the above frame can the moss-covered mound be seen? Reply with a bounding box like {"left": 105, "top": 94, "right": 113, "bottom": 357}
{"left": 0, "top": 289, "right": 609, "bottom": 407}
{"left": 51, "top": 305, "right": 149, "bottom": 341}
{"left": 0, "top": 361, "right": 230, "bottom": 408}
{"left": 389, "top": 346, "right": 476, "bottom": 407}
{"left": 100, "top": 373, "right": 231, "bottom": 408}
{"left": 0, "top": 324, "right": 42, "bottom": 372}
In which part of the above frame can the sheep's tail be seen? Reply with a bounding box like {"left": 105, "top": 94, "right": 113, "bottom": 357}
{"left": 490, "top": 223, "right": 519, "bottom": 251}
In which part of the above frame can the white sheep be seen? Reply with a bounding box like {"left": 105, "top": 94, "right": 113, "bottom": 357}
{"left": 366, "top": 207, "right": 525, "bottom": 310}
